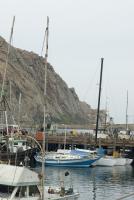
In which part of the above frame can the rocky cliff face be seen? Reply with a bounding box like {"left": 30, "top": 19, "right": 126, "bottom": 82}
{"left": 0, "top": 36, "right": 105, "bottom": 126}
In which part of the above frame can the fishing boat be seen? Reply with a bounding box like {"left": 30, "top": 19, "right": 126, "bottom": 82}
{"left": 0, "top": 135, "right": 36, "bottom": 165}
{"left": 0, "top": 17, "right": 37, "bottom": 166}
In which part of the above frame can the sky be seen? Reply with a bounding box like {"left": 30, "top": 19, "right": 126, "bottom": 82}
{"left": 0, "top": 0, "right": 134, "bottom": 124}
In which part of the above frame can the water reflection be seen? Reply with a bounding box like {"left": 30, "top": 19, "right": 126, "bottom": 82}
{"left": 35, "top": 165, "right": 134, "bottom": 200}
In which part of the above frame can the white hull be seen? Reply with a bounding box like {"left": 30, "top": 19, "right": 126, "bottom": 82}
{"left": 93, "top": 157, "right": 116, "bottom": 166}
{"left": 114, "top": 158, "right": 126, "bottom": 166}
{"left": 125, "top": 158, "right": 133, "bottom": 165}
{"left": 93, "top": 156, "right": 132, "bottom": 166}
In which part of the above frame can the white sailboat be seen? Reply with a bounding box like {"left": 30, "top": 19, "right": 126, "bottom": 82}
{"left": 113, "top": 91, "right": 132, "bottom": 166}
{"left": 93, "top": 58, "right": 116, "bottom": 167}
{"left": 91, "top": 59, "right": 126, "bottom": 167}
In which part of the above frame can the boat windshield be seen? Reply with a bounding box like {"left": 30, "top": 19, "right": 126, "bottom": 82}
{"left": 0, "top": 185, "right": 14, "bottom": 198}
{"left": 16, "top": 186, "right": 40, "bottom": 197}
{"left": 0, "top": 185, "right": 40, "bottom": 198}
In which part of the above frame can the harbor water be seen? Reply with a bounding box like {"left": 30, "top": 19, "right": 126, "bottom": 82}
{"left": 35, "top": 165, "right": 134, "bottom": 200}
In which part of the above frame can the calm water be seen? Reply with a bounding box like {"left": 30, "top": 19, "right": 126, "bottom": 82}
{"left": 35, "top": 165, "right": 134, "bottom": 200}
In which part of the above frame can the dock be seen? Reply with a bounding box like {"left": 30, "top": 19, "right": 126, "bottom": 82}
{"left": 34, "top": 132, "right": 134, "bottom": 151}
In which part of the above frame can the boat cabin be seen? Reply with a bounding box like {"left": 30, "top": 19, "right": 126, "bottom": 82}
{"left": 0, "top": 164, "right": 41, "bottom": 200}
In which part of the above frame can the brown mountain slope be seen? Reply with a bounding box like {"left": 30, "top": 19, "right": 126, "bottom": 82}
{"left": 0, "top": 36, "right": 105, "bottom": 126}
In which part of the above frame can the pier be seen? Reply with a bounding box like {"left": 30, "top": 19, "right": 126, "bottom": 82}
{"left": 34, "top": 132, "right": 134, "bottom": 151}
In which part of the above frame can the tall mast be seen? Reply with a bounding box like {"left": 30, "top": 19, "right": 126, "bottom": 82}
{"left": 95, "top": 58, "right": 104, "bottom": 145}
{"left": 0, "top": 16, "right": 15, "bottom": 135}
{"left": 18, "top": 92, "right": 22, "bottom": 128}
{"left": 0, "top": 16, "right": 15, "bottom": 102}
{"left": 126, "top": 90, "right": 128, "bottom": 131}
{"left": 41, "top": 16, "right": 49, "bottom": 200}
{"left": 64, "top": 125, "right": 67, "bottom": 151}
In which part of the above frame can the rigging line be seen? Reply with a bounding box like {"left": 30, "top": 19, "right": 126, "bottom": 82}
{"left": 82, "top": 64, "right": 100, "bottom": 100}
{"left": 0, "top": 16, "right": 15, "bottom": 103}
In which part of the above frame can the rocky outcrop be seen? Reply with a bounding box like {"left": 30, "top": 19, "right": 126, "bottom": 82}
{"left": 0, "top": 36, "right": 105, "bottom": 126}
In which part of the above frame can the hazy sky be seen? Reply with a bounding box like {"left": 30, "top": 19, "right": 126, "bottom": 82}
{"left": 1, "top": 0, "right": 134, "bottom": 123}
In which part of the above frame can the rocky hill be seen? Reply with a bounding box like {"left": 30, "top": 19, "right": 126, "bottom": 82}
{"left": 0, "top": 36, "right": 105, "bottom": 126}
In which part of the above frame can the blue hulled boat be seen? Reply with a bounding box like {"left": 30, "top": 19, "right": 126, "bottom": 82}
{"left": 34, "top": 150, "right": 100, "bottom": 168}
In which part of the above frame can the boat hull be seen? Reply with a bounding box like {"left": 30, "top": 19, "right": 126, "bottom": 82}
{"left": 125, "top": 158, "right": 133, "bottom": 165}
{"left": 93, "top": 157, "right": 116, "bottom": 166}
{"left": 114, "top": 158, "right": 126, "bottom": 166}
{"left": 35, "top": 156, "right": 98, "bottom": 168}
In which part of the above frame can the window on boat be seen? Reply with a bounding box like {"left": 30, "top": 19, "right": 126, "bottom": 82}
{"left": 15, "top": 186, "right": 27, "bottom": 197}
{"left": 29, "top": 185, "right": 40, "bottom": 196}
{"left": 15, "top": 186, "right": 40, "bottom": 197}
{"left": 0, "top": 185, "right": 14, "bottom": 194}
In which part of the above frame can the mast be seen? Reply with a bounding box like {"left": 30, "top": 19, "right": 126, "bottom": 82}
{"left": 104, "top": 97, "right": 109, "bottom": 132}
{"left": 0, "top": 16, "right": 15, "bottom": 102}
{"left": 64, "top": 125, "right": 67, "bottom": 151}
{"left": 41, "top": 16, "right": 49, "bottom": 200}
{"left": 126, "top": 90, "right": 128, "bottom": 131}
{"left": 18, "top": 92, "right": 22, "bottom": 128}
{"left": 95, "top": 58, "right": 104, "bottom": 145}
{"left": 0, "top": 16, "right": 15, "bottom": 135}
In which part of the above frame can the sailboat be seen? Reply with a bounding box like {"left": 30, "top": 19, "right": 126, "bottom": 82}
{"left": 35, "top": 150, "right": 100, "bottom": 167}
{"left": 91, "top": 58, "right": 119, "bottom": 167}
{"left": 35, "top": 126, "right": 100, "bottom": 167}
{"left": 34, "top": 21, "right": 100, "bottom": 168}
{"left": 120, "top": 90, "right": 133, "bottom": 165}
{"left": 93, "top": 62, "right": 132, "bottom": 167}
